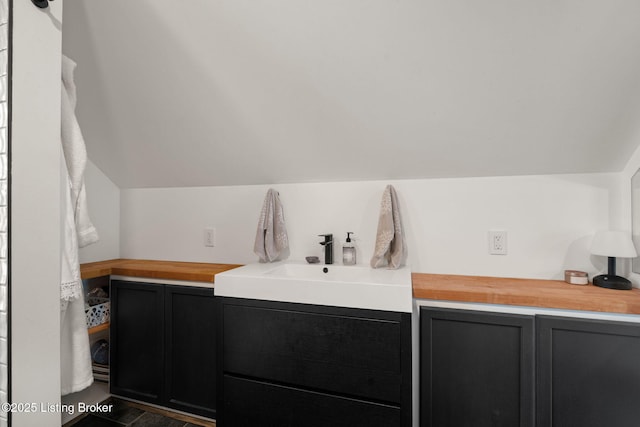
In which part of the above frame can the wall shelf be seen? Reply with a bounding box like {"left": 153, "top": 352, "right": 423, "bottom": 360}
{"left": 88, "top": 322, "right": 109, "bottom": 335}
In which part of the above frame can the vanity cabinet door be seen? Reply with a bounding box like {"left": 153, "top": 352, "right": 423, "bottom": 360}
{"left": 537, "top": 316, "right": 640, "bottom": 427}
{"left": 420, "top": 307, "right": 535, "bottom": 427}
{"left": 222, "top": 375, "right": 401, "bottom": 427}
{"left": 218, "top": 297, "right": 412, "bottom": 427}
{"left": 111, "top": 280, "right": 217, "bottom": 419}
{"left": 165, "top": 285, "right": 216, "bottom": 418}
{"left": 110, "top": 281, "right": 165, "bottom": 404}
{"left": 222, "top": 301, "right": 404, "bottom": 403}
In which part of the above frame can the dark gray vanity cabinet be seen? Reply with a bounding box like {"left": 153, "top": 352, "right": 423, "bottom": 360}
{"left": 420, "top": 307, "right": 640, "bottom": 427}
{"left": 420, "top": 307, "right": 535, "bottom": 427}
{"left": 110, "top": 281, "right": 164, "bottom": 405}
{"left": 537, "top": 316, "right": 640, "bottom": 427}
{"left": 165, "top": 285, "right": 217, "bottom": 418}
{"left": 111, "top": 280, "right": 217, "bottom": 419}
{"left": 217, "top": 297, "right": 412, "bottom": 427}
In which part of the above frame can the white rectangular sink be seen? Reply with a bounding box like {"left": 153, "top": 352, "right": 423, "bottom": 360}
{"left": 215, "top": 262, "right": 412, "bottom": 312}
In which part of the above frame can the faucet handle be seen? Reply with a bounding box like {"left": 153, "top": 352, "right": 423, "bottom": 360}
{"left": 318, "top": 234, "right": 334, "bottom": 264}
{"left": 318, "top": 234, "right": 333, "bottom": 244}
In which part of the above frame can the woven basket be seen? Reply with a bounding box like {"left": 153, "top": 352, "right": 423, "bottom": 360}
{"left": 86, "top": 301, "right": 110, "bottom": 328}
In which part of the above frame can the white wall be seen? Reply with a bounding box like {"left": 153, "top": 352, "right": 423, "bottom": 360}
{"left": 121, "top": 173, "right": 615, "bottom": 281}
{"left": 11, "top": 0, "right": 63, "bottom": 425}
{"left": 78, "top": 160, "right": 120, "bottom": 263}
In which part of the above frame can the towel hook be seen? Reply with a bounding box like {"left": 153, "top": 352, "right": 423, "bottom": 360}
{"left": 32, "top": 0, "right": 53, "bottom": 9}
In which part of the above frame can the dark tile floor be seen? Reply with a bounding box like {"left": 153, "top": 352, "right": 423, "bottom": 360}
{"left": 66, "top": 398, "right": 214, "bottom": 427}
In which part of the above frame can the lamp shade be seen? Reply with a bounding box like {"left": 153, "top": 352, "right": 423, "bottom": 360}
{"left": 590, "top": 231, "right": 638, "bottom": 258}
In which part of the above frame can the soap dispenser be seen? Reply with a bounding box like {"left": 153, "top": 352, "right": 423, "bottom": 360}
{"left": 342, "top": 232, "right": 356, "bottom": 265}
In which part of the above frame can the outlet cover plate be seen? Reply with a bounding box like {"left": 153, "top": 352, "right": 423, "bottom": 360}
{"left": 488, "top": 230, "right": 507, "bottom": 255}
{"left": 204, "top": 228, "right": 215, "bottom": 247}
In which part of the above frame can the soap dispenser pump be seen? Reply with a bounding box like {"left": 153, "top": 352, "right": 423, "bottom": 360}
{"left": 342, "top": 232, "right": 356, "bottom": 265}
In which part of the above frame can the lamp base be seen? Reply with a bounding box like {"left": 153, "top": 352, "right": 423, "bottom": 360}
{"left": 592, "top": 274, "right": 632, "bottom": 290}
{"left": 31, "top": 0, "right": 49, "bottom": 8}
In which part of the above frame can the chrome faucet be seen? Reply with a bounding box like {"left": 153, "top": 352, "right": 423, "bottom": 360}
{"left": 318, "top": 234, "right": 333, "bottom": 265}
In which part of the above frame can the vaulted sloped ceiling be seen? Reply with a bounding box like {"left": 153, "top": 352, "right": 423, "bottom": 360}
{"left": 62, "top": 0, "right": 640, "bottom": 189}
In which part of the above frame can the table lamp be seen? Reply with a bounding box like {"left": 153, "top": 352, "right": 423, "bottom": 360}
{"left": 590, "top": 231, "right": 638, "bottom": 290}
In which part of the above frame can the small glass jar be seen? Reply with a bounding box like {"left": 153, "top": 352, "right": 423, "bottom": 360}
{"left": 564, "top": 270, "right": 588, "bottom": 285}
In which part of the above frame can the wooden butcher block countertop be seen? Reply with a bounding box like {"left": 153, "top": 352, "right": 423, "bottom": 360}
{"left": 81, "top": 259, "right": 640, "bottom": 315}
{"left": 80, "top": 259, "right": 242, "bottom": 283}
{"left": 412, "top": 273, "right": 640, "bottom": 315}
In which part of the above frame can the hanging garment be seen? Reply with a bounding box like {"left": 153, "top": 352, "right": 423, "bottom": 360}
{"left": 60, "top": 158, "right": 93, "bottom": 395}
{"left": 61, "top": 55, "right": 99, "bottom": 248}
{"left": 60, "top": 55, "right": 97, "bottom": 395}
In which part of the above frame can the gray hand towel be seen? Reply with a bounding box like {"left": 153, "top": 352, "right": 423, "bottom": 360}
{"left": 254, "top": 189, "right": 289, "bottom": 262}
{"left": 370, "top": 185, "right": 407, "bottom": 269}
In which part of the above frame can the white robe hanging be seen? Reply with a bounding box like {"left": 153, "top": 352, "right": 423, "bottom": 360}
{"left": 60, "top": 156, "right": 93, "bottom": 395}
{"left": 60, "top": 55, "right": 97, "bottom": 395}
{"left": 61, "top": 55, "right": 99, "bottom": 248}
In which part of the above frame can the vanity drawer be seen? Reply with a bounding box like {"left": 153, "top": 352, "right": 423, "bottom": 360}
{"left": 221, "top": 300, "right": 405, "bottom": 404}
{"left": 221, "top": 375, "right": 401, "bottom": 427}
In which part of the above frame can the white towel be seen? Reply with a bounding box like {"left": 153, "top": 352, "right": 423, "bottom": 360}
{"left": 370, "top": 185, "right": 407, "bottom": 269}
{"left": 254, "top": 189, "right": 289, "bottom": 262}
{"left": 61, "top": 55, "right": 99, "bottom": 248}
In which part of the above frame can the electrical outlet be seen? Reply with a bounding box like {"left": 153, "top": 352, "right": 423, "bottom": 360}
{"left": 488, "top": 230, "right": 507, "bottom": 255}
{"left": 204, "top": 228, "right": 215, "bottom": 247}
